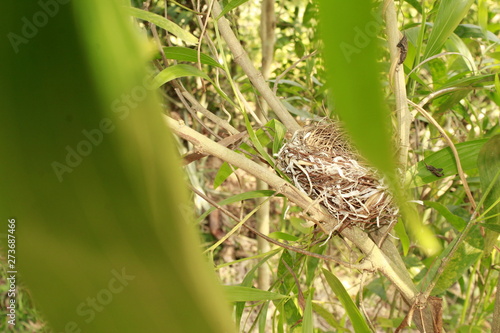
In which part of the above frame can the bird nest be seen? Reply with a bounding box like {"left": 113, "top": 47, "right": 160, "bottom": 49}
{"left": 277, "top": 122, "right": 398, "bottom": 232}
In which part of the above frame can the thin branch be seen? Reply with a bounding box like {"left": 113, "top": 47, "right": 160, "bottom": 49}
{"left": 209, "top": 0, "right": 302, "bottom": 133}
{"left": 181, "top": 90, "right": 240, "bottom": 135}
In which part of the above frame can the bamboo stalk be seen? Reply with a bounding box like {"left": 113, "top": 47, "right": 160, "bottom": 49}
{"left": 383, "top": 0, "right": 412, "bottom": 168}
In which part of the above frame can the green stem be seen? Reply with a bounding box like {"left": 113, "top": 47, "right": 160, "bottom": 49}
{"left": 408, "top": 0, "right": 427, "bottom": 98}
{"left": 459, "top": 258, "right": 480, "bottom": 325}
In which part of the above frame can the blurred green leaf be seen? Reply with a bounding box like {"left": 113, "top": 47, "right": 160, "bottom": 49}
{"left": 269, "top": 232, "right": 299, "bottom": 242}
{"left": 322, "top": 269, "right": 371, "bottom": 333}
{"left": 318, "top": 0, "right": 394, "bottom": 175}
{"left": 0, "top": 1, "right": 235, "bottom": 332}
{"left": 128, "top": 7, "right": 198, "bottom": 44}
{"left": 424, "top": 0, "right": 474, "bottom": 58}
{"left": 481, "top": 223, "right": 500, "bottom": 233}
{"left": 224, "top": 286, "right": 286, "bottom": 302}
{"left": 403, "top": 0, "right": 422, "bottom": 13}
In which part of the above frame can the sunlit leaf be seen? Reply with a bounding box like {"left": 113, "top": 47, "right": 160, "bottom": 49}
{"left": 128, "top": 7, "right": 198, "bottom": 44}
{"left": 318, "top": 0, "right": 394, "bottom": 175}
{"left": 322, "top": 269, "right": 371, "bottom": 333}
{"left": 423, "top": 0, "right": 474, "bottom": 58}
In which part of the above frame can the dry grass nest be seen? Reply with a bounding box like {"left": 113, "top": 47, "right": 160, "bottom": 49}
{"left": 276, "top": 122, "right": 399, "bottom": 232}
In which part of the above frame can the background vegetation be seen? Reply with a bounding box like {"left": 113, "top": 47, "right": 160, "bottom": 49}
{"left": 1, "top": 0, "right": 500, "bottom": 332}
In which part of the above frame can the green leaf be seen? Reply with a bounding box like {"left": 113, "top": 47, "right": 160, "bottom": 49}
{"left": 216, "top": 0, "right": 251, "bottom": 20}
{"left": 444, "top": 33, "right": 477, "bottom": 73}
{"left": 478, "top": 0, "right": 488, "bottom": 37}
{"left": 423, "top": 201, "right": 467, "bottom": 231}
{"left": 235, "top": 251, "right": 282, "bottom": 327}
{"left": 454, "top": 24, "right": 500, "bottom": 44}
{"left": 281, "top": 100, "right": 318, "bottom": 119}
{"left": 266, "top": 119, "right": 287, "bottom": 156}
{"left": 478, "top": 135, "right": 500, "bottom": 253}
{"left": 127, "top": 7, "right": 198, "bottom": 44}
{"left": 153, "top": 64, "right": 234, "bottom": 105}
{"left": 153, "top": 64, "right": 209, "bottom": 89}
{"left": 243, "top": 114, "right": 275, "bottom": 168}
{"left": 429, "top": 236, "right": 482, "bottom": 295}
{"left": 269, "top": 232, "right": 299, "bottom": 242}
{"left": 322, "top": 269, "right": 371, "bottom": 333}
{"left": 213, "top": 161, "right": 235, "bottom": 189}
{"left": 318, "top": 0, "right": 394, "bottom": 175}
{"left": 302, "top": 292, "right": 314, "bottom": 333}
{"left": 440, "top": 73, "right": 496, "bottom": 89}
{"left": 481, "top": 223, "right": 500, "bottom": 233}
{"left": 423, "top": 0, "right": 474, "bottom": 58}
{"left": 406, "top": 139, "right": 488, "bottom": 187}
{"left": 223, "top": 286, "right": 286, "bottom": 302}
{"left": 312, "top": 303, "right": 349, "bottom": 331}
{"left": 394, "top": 219, "right": 410, "bottom": 256}
{"left": 160, "top": 46, "right": 223, "bottom": 69}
